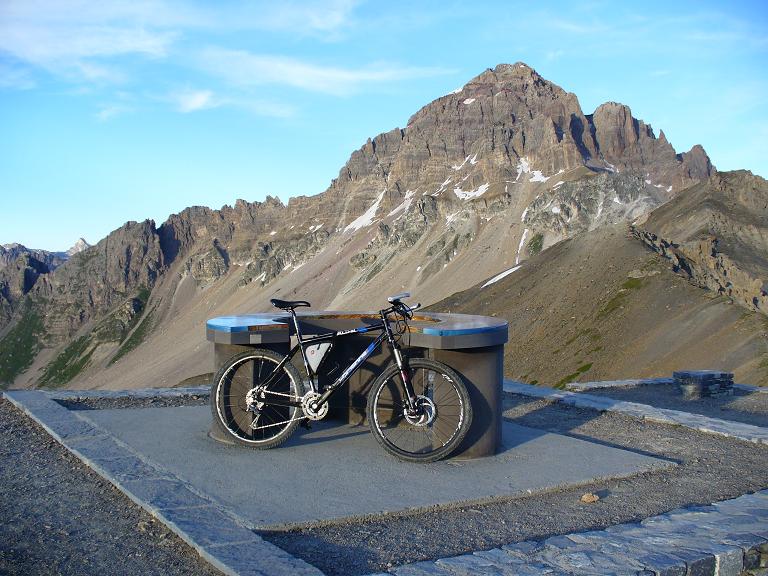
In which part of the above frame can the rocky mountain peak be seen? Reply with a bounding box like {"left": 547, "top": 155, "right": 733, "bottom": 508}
{"left": 66, "top": 238, "right": 91, "bottom": 257}
{"left": 470, "top": 61, "right": 541, "bottom": 83}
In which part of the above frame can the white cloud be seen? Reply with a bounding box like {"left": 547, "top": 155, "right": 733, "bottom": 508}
{"left": 198, "top": 48, "right": 452, "bottom": 95}
{"left": 0, "top": 0, "right": 362, "bottom": 88}
{"left": 0, "top": 1, "right": 176, "bottom": 84}
{"left": 167, "top": 88, "right": 295, "bottom": 118}
{"left": 229, "top": 0, "right": 359, "bottom": 37}
{"left": 174, "top": 89, "right": 220, "bottom": 113}
{"left": 545, "top": 49, "right": 565, "bottom": 61}
{"left": 0, "top": 2, "right": 176, "bottom": 61}
{"left": 95, "top": 103, "right": 131, "bottom": 121}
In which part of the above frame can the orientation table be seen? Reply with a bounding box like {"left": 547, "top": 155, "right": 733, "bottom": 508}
{"left": 206, "top": 310, "right": 508, "bottom": 458}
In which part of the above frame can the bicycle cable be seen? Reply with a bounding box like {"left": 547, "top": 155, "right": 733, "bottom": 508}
{"left": 392, "top": 306, "right": 410, "bottom": 344}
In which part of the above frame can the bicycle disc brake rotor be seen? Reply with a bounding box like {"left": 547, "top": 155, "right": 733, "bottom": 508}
{"left": 404, "top": 395, "right": 436, "bottom": 426}
{"left": 301, "top": 391, "right": 329, "bottom": 421}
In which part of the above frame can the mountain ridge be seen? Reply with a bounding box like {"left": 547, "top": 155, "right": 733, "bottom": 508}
{"left": 1, "top": 61, "right": 736, "bottom": 390}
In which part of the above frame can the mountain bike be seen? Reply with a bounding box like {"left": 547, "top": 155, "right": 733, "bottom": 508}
{"left": 211, "top": 293, "right": 473, "bottom": 463}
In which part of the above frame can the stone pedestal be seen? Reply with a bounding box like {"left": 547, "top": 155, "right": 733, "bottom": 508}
{"left": 674, "top": 370, "right": 734, "bottom": 399}
{"left": 206, "top": 311, "right": 508, "bottom": 458}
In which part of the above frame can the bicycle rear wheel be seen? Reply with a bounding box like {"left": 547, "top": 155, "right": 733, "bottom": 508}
{"left": 211, "top": 349, "right": 305, "bottom": 449}
{"left": 367, "top": 358, "right": 472, "bottom": 463}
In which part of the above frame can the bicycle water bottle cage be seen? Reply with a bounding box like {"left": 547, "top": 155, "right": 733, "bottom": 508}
{"left": 270, "top": 298, "right": 311, "bottom": 311}
{"left": 387, "top": 292, "right": 410, "bottom": 303}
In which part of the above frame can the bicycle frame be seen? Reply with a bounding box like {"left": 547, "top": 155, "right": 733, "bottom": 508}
{"left": 257, "top": 308, "right": 418, "bottom": 413}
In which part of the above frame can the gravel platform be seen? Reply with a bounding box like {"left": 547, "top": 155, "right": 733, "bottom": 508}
{"left": 583, "top": 385, "right": 768, "bottom": 428}
{"left": 262, "top": 393, "right": 768, "bottom": 576}
{"left": 0, "top": 398, "right": 221, "bottom": 576}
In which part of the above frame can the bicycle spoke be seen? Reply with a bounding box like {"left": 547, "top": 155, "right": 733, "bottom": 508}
{"left": 369, "top": 360, "right": 471, "bottom": 461}
{"left": 214, "top": 350, "right": 303, "bottom": 447}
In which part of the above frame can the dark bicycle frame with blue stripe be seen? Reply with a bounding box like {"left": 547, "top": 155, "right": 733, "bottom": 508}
{"left": 259, "top": 307, "right": 416, "bottom": 411}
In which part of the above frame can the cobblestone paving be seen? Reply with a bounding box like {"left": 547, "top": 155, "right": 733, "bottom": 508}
{"left": 385, "top": 381, "right": 768, "bottom": 576}
{"left": 383, "top": 490, "right": 768, "bottom": 576}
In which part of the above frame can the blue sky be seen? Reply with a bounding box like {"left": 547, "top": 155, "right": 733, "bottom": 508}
{"left": 1, "top": 0, "right": 766, "bottom": 251}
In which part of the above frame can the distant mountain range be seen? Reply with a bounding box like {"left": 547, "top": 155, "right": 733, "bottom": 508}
{"left": 0, "top": 238, "right": 90, "bottom": 323}
{"left": 0, "top": 238, "right": 90, "bottom": 272}
{"left": 1, "top": 63, "right": 765, "bottom": 390}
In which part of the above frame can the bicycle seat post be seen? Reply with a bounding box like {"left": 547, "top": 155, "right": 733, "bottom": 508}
{"left": 289, "top": 308, "right": 304, "bottom": 342}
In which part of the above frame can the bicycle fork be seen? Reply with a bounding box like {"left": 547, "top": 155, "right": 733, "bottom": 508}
{"left": 386, "top": 328, "right": 421, "bottom": 417}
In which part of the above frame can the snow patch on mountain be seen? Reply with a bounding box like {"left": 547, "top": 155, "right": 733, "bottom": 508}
{"left": 344, "top": 190, "right": 386, "bottom": 233}
{"left": 388, "top": 190, "right": 415, "bottom": 217}
{"left": 516, "top": 228, "right": 529, "bottom": 265}
{"left": 454, "top": 182, "right": 489, "bottom": 200}
{"left": 482, "top": 265, "right": 522, "bottom": 288}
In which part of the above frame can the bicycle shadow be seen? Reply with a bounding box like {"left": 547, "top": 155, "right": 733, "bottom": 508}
{"left": 284, "top": 420, "right": 370, "bottom": 448}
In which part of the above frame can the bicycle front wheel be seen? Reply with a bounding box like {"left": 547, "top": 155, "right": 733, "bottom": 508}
{"left": 211, "top": 348, "right": 305, "bottom": 449}
{"left": 367, "top": 358, "right": 472, "bottom": 463}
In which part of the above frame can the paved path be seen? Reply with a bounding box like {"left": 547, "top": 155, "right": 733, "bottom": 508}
{"left": 82, "top": 404, "right": 669, "bottom": 529}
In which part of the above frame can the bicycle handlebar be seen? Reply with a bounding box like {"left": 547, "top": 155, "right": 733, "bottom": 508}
{"left": 386, "top": 300, "right": 421, "bottom": 320}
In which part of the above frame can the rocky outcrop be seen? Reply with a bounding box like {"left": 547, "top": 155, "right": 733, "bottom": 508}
{"left": 633, "top": 171, "right": 768, "bottom": 315}
{"left": 590, "top": 104, "right": 710, "bottom": 192}
{"left": 31, "top": 220, "right": 163, "bottom": 340}
{"left": 0, "top": 243, "right": 67, "bottom": 272}
{"left": 633, "top": 229, "right": 767, "bottom": 314}
{"left": 66, "top": 238, "right": 91, "bottom": 257}
{"left": 523, "top": 172, "right": 665, "bottom": 240}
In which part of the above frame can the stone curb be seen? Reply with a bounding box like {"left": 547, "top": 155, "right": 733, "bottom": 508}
{"left": 504, "top": 381, "right": 768, "bottom": 445}
{"left": 381, "top": 490, "right": 768, "bottom": 576}
{"left": 47, "top": 385, "right": 211, "bottom": 399}
{"left": 2, "top": 390, "right": 322, "bottom": 576}
{"left": 565, "top": 379, "right": 768, "bottom": 395}
{"left": 564, "top": 378, "right": 674, "bottom": 392}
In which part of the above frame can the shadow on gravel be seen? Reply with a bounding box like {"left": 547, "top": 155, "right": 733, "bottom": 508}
{"left": 502, "top": 395, "right": 679, "bottom": 464}
{"left": 258, "top": 531, "right": 382, "bottom": 574}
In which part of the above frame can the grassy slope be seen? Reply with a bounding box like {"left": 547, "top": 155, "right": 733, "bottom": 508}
{"left": 432, "top": 224, "right": 768, "bottom": 387}
{"left": 0, "top": 302, "right": 45, "bottom": 388}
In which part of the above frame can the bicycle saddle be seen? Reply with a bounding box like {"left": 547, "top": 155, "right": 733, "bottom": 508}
{"left": 270, "top": 298, "right": 311, "bottom": 310}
